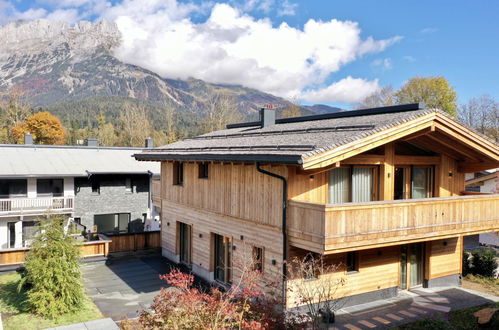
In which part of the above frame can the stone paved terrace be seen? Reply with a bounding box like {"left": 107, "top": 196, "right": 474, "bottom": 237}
{"left": 82, "top": 253, "right": 499, "bottom": 327}
{"left": 82, "top": 253, "right": 175, "bottom": 321}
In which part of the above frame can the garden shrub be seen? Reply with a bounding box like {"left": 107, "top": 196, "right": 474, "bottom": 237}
{"left": 19, "top": 214, "right": 85, "bottom": 318}
{"left": 470, "top": 249, "right": 497, "bottom": 278}
{"left": 139, "top": 268, "right": 306, "bottom": 329}
{"left": 462, "top": 251, "right": 471, "bottom": 276}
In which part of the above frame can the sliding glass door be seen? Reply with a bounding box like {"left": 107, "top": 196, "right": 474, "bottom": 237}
{"left": 411, "top": 167, "right": 433, "bottom": 199}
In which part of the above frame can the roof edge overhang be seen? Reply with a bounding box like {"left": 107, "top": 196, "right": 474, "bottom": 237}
{"left": 301, "top": 111, "right": 499, "bottom": 170}
{"left": 134, "top": 153, "right": 303, "bottom": 165}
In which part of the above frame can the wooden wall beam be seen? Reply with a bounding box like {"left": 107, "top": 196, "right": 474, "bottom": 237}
{"left": 458, "top": 162, "right": 499, "bottom": 173}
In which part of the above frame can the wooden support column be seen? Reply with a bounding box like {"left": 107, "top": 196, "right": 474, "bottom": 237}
{"left": 381, "top": 143, "right": 395, "bottom": 201}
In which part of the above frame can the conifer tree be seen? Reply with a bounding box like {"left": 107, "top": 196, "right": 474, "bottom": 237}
{"left": 19, "top": 215, "right": 85, "bottom": 318}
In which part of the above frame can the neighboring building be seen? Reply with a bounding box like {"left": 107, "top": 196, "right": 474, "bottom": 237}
{"left": 465, "top": 169, "right": 498, "bottom": 193}
{"left": 136, "top": 103, "right": 499, "bottom": 309}
{"left": 0, "top": 137, "right": 160, "bottom": 249}
{"left": 463, "top": 170, "right": 498, "bottom": 249}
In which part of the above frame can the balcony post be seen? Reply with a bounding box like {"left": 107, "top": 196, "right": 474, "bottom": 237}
{"left": 381, "top": 143, "right": 395, "bottom": 200}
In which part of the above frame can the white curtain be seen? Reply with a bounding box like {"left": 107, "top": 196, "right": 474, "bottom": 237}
{"left": 328, "top": 168, "right": 350, "bottom": 203}
{"left": 352, "top": 167, "right": 374, "bottom": 203}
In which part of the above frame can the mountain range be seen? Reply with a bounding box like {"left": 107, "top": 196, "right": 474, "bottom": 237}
{"left": 0, "top": 19, "right": 341, "bottom": 133}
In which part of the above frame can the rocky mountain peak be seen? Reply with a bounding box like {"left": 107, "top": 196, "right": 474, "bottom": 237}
{"left": 0, "top": 19, "right": 121, "bottom": 57}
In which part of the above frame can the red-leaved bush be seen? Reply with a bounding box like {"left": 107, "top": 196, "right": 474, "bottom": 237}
{"left": 139, "top": 268, "right": 306, "bottom": 329}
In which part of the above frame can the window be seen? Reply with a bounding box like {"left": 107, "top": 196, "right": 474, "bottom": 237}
{"left": 7, "top": 222, "right": 16, "bottom": 248}
{"left": 22, "top": 221, "right": 39, "bottom": 247}
{"left": 302, "top": 253, "right": 319, "bottom": 280}
{"left": 346, "top": 251, "right": 359, "bottom": 273}
{"left": 214, "top": 234, "right": 232, "bottom": 283}
{"left": 411, "top": 166, "right": 433, "bottom": 199}
{"left": 125, "top": 178, "right": 133, "bottom": 193}
{"left": 198, "top": 163, "right": 209, "bottom": 179}
{"left": 37, "top": 179, "right": 63, "bottom": 197}
{"left": 252, "top": 246, "right": 264, "bottom": 272}
{"left": 178, "top": 222, "right": 192, "bottom": 264}
{"left": 394, "top": 166, "right": 434, "bottom": 200}
{"left": 94, "top": 213, "right": 130, "bottom": 234}
{"left": 328, "top": 167, "right": 376, "bottom": 204}
{"left": 91, "top": 180, "right": 100, "bottom": 194}
{"left": 173, "top": 162, "right": 184, "bottom": 185}
{"left": 0, "top": 179, "right": 27, "bottom": 198}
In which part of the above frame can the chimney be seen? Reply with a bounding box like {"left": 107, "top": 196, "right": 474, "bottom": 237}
{"left": 145, "top": 137, "right": 154, "bottom": 149}
{"left": 259, "top": 106, "right": 276, "bottom": 128}
{"left": 85, "top": 138, "right": 99, "bottom": 147}
{"left": 24, "top": 133, "right": 33, "bottom": 145}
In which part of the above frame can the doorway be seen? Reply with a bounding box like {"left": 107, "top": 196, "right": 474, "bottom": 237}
{"left": 400, "top": 243, "right": 424, "bottom": 289}
{"left": 178, "top": 222, "right": 192, "bottom": 265}
{"left": 213, "top": 233, "right": 232, "bottom": 283}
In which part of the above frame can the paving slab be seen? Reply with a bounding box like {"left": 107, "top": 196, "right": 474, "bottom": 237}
{"left": 330, "top": 286, "right": 499, "bottom": 329}
{"left": 44, "top": 318, "right": 118, "bottom": 330}
{"left": 82, "top": 254, "right": 175, "bottom": 321}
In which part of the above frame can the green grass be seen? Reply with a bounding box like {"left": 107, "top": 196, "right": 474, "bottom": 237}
{"left": 0, "top": 273, "right": 103, "bottom": 330}
{"left": 393, "top": 302, "right": 499, "bottom": 330}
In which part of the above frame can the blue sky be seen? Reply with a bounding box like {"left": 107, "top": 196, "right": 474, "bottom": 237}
{"left": 3, "top": 0, "right": 498, "bottom": 108}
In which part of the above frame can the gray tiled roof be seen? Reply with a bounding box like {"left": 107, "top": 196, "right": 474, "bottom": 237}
{"left": 0, "top": 145, "right": 160, "bottom": 177}
{"left": 135, "top": 108, "right": 440, "bottom": 164}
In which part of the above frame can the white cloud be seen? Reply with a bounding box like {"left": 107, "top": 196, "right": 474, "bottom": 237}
{"left": 45, "top": 9, "right": 81, "bottom": 23}
{"left": 403, "top": 55, "right": 416, "bottom": 62}
{"left": 277, "top": 0, "right": 297, "bottom": 17}
{"left": 371, "top": 58, "right": 392, "bottom": 70}
{"left": 420, "top": 27, "right": 438, "bottom": 34}
{"left": 3, "top": 0, "right": 401, "bottom": 103}
{"left": 103, "top": 1, "right": 400, "bottom": 102}
{"left": 15, "top": 8, "right": 48, "bottom": 21}
{"left": 300, "top": 77, "right": 380, "bottom": 103}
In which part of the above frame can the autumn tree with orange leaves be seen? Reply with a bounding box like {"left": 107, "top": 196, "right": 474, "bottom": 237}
{"left": 11, "top": 111, "right": 65, "bottom": 145}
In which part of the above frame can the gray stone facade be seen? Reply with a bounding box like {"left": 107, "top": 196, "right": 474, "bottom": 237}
{"left": 74, "top": 174, "right": 151, "bottom": 232}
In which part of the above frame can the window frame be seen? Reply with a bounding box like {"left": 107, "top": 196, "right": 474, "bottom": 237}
{"left": 198, "top": 163, "right": 209, "bottom": 179}
{"left": 346, "top": 251, "right": 359, "bottom": 274}
{"left": 173, "top": 162, "right": 184, "bottom": 186}
{"left": 36, "top": 178, "right": 64, "bottom": 197}
{"left": 252, "top": 246, "right": 264, "bottom": 273}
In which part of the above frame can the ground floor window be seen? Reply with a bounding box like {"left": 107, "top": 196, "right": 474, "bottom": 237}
{"left": 213, "top": 233, "right": 232, "bottom": 283}
{"left": 7, "top": 222, "right": 16, "bottom": 248}
{"left": 94, "top": 213, "right": 130, "bottom": 234}
{"left": 346, "top": 251, "right": 359, "bottom": 273}
{"left": 22, "top": 221, "right": 39, "bottom": 247}
{"left": 252, "top": 246, "right": 264, "bottom": 272}
{"left": 178, "top": 222, "right": 192, "bottom": 264}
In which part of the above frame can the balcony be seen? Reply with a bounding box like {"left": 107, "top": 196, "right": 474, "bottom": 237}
{"left": 0, "top": 197, "right": 74, "bottom": 217}
{"left": 287, "top": 194, "right": 499, "bottom": 253}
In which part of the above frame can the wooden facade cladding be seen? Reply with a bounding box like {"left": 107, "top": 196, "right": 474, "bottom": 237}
{"left": 287, "top": 195, "right": 499, "bottom": 254}
{"left": 160, "top": 162, "right": 286, "bottom": 228}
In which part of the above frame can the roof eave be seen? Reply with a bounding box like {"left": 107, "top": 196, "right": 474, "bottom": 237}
{"left": 134, "top": 153, "right": 303, "bottom": 165}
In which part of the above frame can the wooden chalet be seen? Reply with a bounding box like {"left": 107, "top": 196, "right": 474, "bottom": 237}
{"left": 135, "top": 103, "right": 499, "bottom": 308}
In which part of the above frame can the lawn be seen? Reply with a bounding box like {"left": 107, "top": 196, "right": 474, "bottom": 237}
{"left": 0, "top": 272, "right": 103, "bottom": 330}
{"left": 462, "top": 274, "right": 499, "bottom": 296}
{"left": 394, "top": 302, "right": 499, "bottom": 330}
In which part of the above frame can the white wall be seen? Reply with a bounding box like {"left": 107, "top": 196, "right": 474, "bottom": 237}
{"left": 27, "top": 178, "right": 36, "bottom": 198}
{"left": 0, "top": 219, "right": 7, "bottom": 249}
{"left": 64, "top": 177, "right": 75, "bottom": 197}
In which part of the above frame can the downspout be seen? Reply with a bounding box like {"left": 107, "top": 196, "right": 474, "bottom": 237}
{"left": 256, "top": 162, "right": 288, "bottom": 310}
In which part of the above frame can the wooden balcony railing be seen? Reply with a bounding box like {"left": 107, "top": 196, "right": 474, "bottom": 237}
{"left": 288, "top": 194, "right": 499, "bottom": 253}
{"left": 0, "top": 196, "right": 75, "bottom": 217}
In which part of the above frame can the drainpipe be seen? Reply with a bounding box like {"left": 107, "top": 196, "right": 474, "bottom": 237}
{"left": 256, "top": 162, "right": 288, "bottom": 310}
